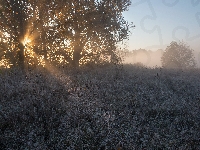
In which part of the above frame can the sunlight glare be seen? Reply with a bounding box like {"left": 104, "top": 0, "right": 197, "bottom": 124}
{"left": 22, "top": 36, "right": 31, "bottom": 46}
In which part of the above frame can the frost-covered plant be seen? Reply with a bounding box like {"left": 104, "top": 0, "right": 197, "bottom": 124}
{"left": 0, "top": 65, "right": 199, "bottom": 149}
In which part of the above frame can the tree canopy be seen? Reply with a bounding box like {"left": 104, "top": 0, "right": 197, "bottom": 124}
{"left": 161, "top": 41, "right": 196, "bottom": 69}
{"left": 0, "top": 0, "right": 133, "bottom": 69}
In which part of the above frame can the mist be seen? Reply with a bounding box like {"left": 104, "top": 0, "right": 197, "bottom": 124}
{"left": 122, "top": 49, "right": 200, "bottom": 68}
{"left": 123, "top": 49, "right": 164, "bottom": 68}
{"left": 194, "top": 50, "right": 200, "bottom": 68}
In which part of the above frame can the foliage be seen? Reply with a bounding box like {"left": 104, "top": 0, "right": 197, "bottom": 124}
{"left": 0, "top": 0, "right": 52, "bottom": 69}
{"left": 0, "top": 0, "right": 133, "bottom": 69}
{"left": 0, "top": 65, "right": 200, "bottom": 149}
{"left": 53, "top": 0, "right": 133, "bottom": 67}
{"left": 161, "top": 41, "right": 196, "bottom": 69}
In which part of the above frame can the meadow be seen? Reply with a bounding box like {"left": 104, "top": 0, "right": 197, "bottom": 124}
{"left": 0, "top": 64, "right": 199, "bottom": 149}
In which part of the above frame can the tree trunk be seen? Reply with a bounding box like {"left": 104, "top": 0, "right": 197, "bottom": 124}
{"left": 72, "top": 31, "right": 85, "bottom": 67}
{"left": 42, "top": 28, "right": 47, "bottom": 64}
{"left": 72, "top": 45, "right": 82, "bottom": 68}
{"left": 18, "top": 17, "right": 26, "bottom": 71}
{"left": 18, "top": 42, "right": 25, "bottom": 71}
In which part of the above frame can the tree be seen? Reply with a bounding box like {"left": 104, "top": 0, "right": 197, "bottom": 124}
{"left": 0, "top": 0, "right": 30, "bottom": 70}
{"left": 0, "top": 0, "right": 59, "bottom": 69}
{"left": 0, "top": 0, "right": 38, "bottom": 69}
{"left": 0, "top": 0, "right": 133, "bottom": 69}
{"left": 53, "top": 0, "right": 133, "bottom": 67}
{"left": 161, "top": 41, "right": 196, "bottom": 69}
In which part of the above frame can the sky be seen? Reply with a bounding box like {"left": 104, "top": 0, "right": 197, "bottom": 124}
{"left": 122, "top": 0, "right": 200, "bottom": 53}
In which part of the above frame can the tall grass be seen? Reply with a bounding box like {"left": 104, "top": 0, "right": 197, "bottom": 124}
{"left": 0, "top": 64, "right": 199, "bottom": 149}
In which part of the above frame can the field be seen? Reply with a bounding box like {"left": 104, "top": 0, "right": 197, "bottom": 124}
{"left": 0, "top": 64, "right": 200, "bottom": 149}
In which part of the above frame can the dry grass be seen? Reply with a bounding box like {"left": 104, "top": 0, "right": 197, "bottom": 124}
{"left": 0, "top": 64, "right": 199, "bottom": 149}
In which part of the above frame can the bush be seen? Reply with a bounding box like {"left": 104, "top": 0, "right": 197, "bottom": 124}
{"left": 161, "top": 41, "right": 196, "bottom": 69}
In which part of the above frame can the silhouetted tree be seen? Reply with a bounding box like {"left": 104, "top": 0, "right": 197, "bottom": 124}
{"left": 0, "top": 0, "right": 133, "bottom": 69}
{"left": 0, "top": 0, "right": 57, "bottom": 69}
{"left": 0, "top": 0, "right": 30, "bottom": 69}
{"left": 53, "top": 0, "right": 133, "bottom": 67}
{"left": 161, "top": 41, "right": 196, "bottom": 69}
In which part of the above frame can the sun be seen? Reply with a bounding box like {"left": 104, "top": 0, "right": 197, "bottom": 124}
{"left": 22, "top": 36, "right": 31, "bottom": 46}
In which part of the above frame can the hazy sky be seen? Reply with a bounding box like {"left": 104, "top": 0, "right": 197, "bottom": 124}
{"left": 123, "top": 0, "right": 200, "bottom": 53}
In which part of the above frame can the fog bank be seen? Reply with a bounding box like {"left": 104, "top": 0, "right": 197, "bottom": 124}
{"left": 123, "top": 49, "right": 163, "bottom": 67}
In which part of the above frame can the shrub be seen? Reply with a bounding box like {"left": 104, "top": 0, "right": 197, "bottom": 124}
{"left": 161, "top": 41, "right": 196, "bottom": 69}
